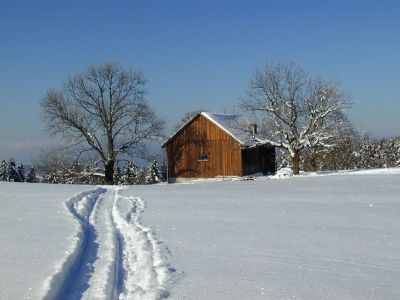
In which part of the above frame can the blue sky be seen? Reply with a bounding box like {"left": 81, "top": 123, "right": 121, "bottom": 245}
{"left": 1, "top": 0, "right": 399, "bottom": 163}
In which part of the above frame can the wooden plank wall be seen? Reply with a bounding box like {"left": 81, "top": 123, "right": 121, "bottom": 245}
{"left": 166, "top": 114, "right": 243, "bottom": 179}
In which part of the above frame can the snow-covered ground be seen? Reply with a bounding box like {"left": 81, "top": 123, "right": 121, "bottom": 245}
{"left": 1, "top": 168, "right": 399, "bottom": 299}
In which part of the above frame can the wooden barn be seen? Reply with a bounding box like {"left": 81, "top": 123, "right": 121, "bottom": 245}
{"left": 162, "top": 112, "right": 275, "bottom": 183}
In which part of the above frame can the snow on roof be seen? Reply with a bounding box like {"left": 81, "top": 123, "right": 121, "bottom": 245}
{"left": 201, "top": 112, "right": 255, "bottom": 145}
{"left": 162, "top": 112, "right": 257, "bottom": 148}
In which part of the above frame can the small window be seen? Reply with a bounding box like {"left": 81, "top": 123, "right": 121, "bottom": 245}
{"left": 198, "top": 155, "right": 208, "bottom": 161}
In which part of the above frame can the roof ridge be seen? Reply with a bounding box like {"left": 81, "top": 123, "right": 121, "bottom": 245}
{"left": 201, "top": 112, "right": 251, "bottom": 144}
{"left": 162, "top": 112, "right": 256, "bottom": 148}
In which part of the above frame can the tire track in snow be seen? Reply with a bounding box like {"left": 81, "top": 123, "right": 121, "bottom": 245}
{"left": 113, "top": 190, "right": 175, "bottom": 300}
{"left": 42, "top": 187, "right": 107, "bottom": 300}
{"left": 42, "top": 187, "right": 177, "bottom": 300}
{"left": 58, "top": 188, "right": 121, "bottom": 300}
{"left": 85, "top": 189, "right": 120, "bottom": 299}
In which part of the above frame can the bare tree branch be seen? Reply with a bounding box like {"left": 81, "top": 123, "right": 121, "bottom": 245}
{"left": 240, "top": 59, "right": 354, "bottom": 174}
{"left": 40, "top": 61, "right": 165, "bottom": 184}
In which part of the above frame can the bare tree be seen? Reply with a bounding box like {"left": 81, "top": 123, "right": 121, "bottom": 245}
{"left": 33, "top": 144, "right": 76, "bottom": 177}
{"left": 32, "top": 144, "right": 99, "bottom": 183}
{"left": 240, "top": 59, "right": 354, "bottom": 175}
{"left": 40, "top": 61, "right": 165, "bottom": 184}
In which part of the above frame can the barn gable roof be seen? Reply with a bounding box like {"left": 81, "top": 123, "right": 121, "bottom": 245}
{"left": 162, "top": 112, "right": 256, "bottom": 148}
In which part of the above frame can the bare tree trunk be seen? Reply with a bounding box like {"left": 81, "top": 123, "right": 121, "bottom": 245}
{"left": 292, "top": 151, "right": 300, "bottom": 175}
{"left": 104, "top": 161, "right": 115, "bottom": 185}
{"left": 310, "top": 147, "right": 317, "bottom": 172}
{"left": 240, "top": 59, "right": 354, "bottom": 176}
{"left": 39, "top": 61, "right": 166, "bottom": 184}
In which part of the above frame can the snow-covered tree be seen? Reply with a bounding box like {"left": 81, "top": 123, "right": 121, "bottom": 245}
{"left": 120, "top": 160, "right": 139, "bottom": 185}
{"left": 380, "top": 138, "right": 399, "bottom": 168}
{"left": 33, "top": 145, "right": 104, "bottom": 184}
{"left": 352, "top": 135, "right": 400, "bottom": 169}
{"left": 26, "top": 166, "right": 38, "bottom": 183}
{"left": 395, "top": 138, "right": 400, "bottom": 166}
{"left": 71, "top": 159, "right": 84, "bottom": 174}
{"left": 78, "top": 162, "right": 103, "bottom": 185}
{"left": 160, "top": 160, "right": 167, "bottom": 182}
{"left": 306, "top": 116, "right": 360, "bottom": 171}
{"left": 275, "top": 149, "right": 291, "bottom": 170}
{"left": 136, "top": 166, "right": 147, "bottom": 185}
{"left": 0, "top": 159, "right": 7, "bottom": 181}
{"left": 240, "top": 59, "right": 354, "bottom": 175}
{"left": 7, "top": 158, "right": 22, "bottom": 182}
{"left": 62, "top": 159, "right": 87, "bottom": 184}
{"left": 276, "top": 133, "right": 400, "bottom": 172}
{"left": 114, "top": 165, "right": 122, "bottom": 185}
{"left": 356, "top": 134, "right": 379, "bottom": 168}
{"left": 16, "top": 161, "right": 26, "bottom": 182}
{"left": 145, "top": 157, "right": 165, "bottom": 184}
{"left": 41, "top": 168, "right": 60, "bottom": 184}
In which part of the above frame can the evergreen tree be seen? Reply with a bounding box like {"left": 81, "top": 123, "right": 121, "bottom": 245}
{"left": 276, "top": 134, "right": 400, "bottom": 172}
{"left": 65, "top": 159, "right": 83, "bottom": 184}
{"left": 160, "top": 160, "right": 168, "bottom": 182}
{"left": 357, "top": 135, "right": 378, "bottom": 168}
{"left": 71, "top": 159, "right": 84, "bottom": 175}
{"left": 85, "top": 162, "right": 103, "bottom": 185}
{"left": 7, "top": 158, "right": 21, "bottom": 182}
{"left": 137, "top": 166, "right": 147, "bottom": 185}
{"left": 145, "top": 157, "right": 165, "bottom": 184}
{"left": 352, "top": 135, "right": 400, "bottom": 169}
{"left": 113, "top": 165, "right": 122, "bottom": 185}
{"left": 119, "top": 162, "right": 130, "bottom": 185}
{"left": 396, "top": 138, "right": 400, "bottom": 166}
{"left": 120, "top": 160, "right": 139, "bottom": 185}
{"left": 383, "top": 137, "right": 399, "bottom": 167}
{"left": 0, "top": 159, "right": 7, "bottom": 181}
{"left": 131, "top": 161, "right": 140, "bottom": 184}
{"left": 16, "top": 161, "right": 26, "bottom": 182}
{"left": 41, "top": 168, "right": 60, "bottom": 184}
{"left": 26, "top": 166, "right": 38, "bottom": 183}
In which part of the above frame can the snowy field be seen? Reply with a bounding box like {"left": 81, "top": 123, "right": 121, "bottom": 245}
{"left": 0, "top": 168, "right": 399, "bottom": 300}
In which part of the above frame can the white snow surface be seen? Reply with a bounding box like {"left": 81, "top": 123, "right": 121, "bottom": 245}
{"left": 1, "top": 168, "right": 400, "bottom": 299}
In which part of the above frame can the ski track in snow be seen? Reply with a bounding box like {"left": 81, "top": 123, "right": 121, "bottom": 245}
{"left": 41, "top": 186, "right": 174, "bottom": 300}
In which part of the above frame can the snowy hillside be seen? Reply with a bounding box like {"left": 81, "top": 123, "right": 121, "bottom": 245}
{"left": 1, "top": 168, "right": 399, "bottom": 299}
